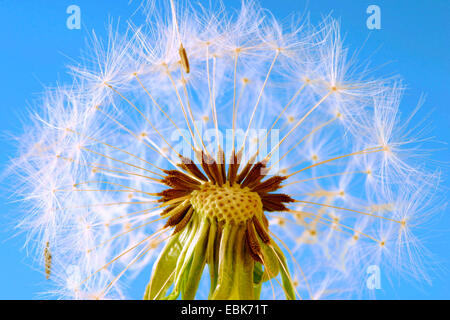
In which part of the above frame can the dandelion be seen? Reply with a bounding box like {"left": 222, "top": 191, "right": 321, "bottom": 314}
{"left": 12, "top": 0, "right": 441, "bottom": 300}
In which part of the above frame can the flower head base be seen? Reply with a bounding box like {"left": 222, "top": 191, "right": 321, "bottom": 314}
{"left": 191, "top": 183, "right": 263, "bottom": 224}
{"left": 145, "top": 152, "right": 295, "bottom": 299}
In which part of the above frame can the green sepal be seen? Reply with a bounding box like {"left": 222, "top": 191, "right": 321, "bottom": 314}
{"left": 163, "top": 216, "right": 201, "bottom": 300}
{"left": 272, "top": 242, "right": 296, "bottom": 300}
{"left": 237, "top": 229, "right": 255, "bottom": 300}
{"left": 179, "top": 256, "right": 193, "bottom": 298}
{"left": 181, "top": 220, "right": 210, "bottom": 300}
{"left": 253, "top": 262, "right": 264, "bottom": 284}
{"left": 210, "top": 224, "right": 238, "bottom": 299}
{"left": 253, "top": 282, "right": 263, "bottom": 299}
{"left": 143, "top": 232, "right": 182, "bottom": 300}
{"left": 260, "top": 241, "right": 280, "bottom": 282}
{"left": 253, "top": 262, "right": 264, "bottom": 299}
{"left": 207, "top": 220, "right": 219, "bottom": 298}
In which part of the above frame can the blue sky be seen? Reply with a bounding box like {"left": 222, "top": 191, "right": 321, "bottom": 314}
{"left": 0, "top": 0, "right": 448, "bottom": 299}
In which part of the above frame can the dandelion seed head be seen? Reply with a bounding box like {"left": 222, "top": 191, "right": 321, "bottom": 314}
{"left": 10, "top": 0, "right": 442, "bottom": 299}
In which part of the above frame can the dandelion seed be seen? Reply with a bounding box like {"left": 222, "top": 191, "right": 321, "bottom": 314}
{"left": 44, "top": 242, "right": 52, "bottom": 280}
{"left": 179, "top": 44, "right": 190, "bottom": 74}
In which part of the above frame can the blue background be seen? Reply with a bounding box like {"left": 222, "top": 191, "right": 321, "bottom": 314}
{"left": 0, "top": 0, "right": 448, "bottom": 299}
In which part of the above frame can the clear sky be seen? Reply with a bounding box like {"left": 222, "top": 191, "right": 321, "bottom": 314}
{"left": 0, "top": 0, "right": 448, "bottom": 299}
